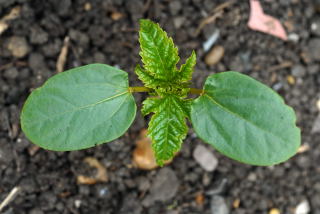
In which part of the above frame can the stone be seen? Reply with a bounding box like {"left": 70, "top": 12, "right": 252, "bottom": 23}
{"left": 308, "top": 38, "right": 320, "bottom": 61}
{"left": 30, "top": 26, "right": 48, "bottom": 45}
{"left": 312, "top": 114, "right": 320, "bottom": 133}
{"left": 291, "top": 65, "right": 307, "bottom": 77}
{"left": 55, "top": 0, "right": 71, "bottom": 16}
{"left": 69, "top": 29, "right": 89, "bottom": 47}
{"left": 0, "top": 138, "right": 13, "bottom": 165}
{"left": 169, "top": 1, "right": 182, "bottom": 15}
{"left": 142, "top": 168, "right": 179, "bottom": 206}
{"left": 295, "top": 200, "right": 310, "bottom": 214}
{"left": 210, "top": 195, "right": 229, "bottom": 214}
{"left": 7, "top": 36, "right": 29, "bottom": 58}
{"left": 288, "top": 33, "right": 300, "bottom": 43}
{"left": 4, "top": 67, "right": 18, "bottom": 79}
{"left": 42, "top": 39, "right": 62, "bottom": 57}
{"left": 173, "top": 16, "right": 185, "bottom": 29}
{"left": 28, "top": 52, "right": 45, "bottom": 72}
{"left": 205, "top": 45, "right": 225, "bottom": 66}
{"left": 307, "top": 64, "right": 319, "bottom": 75}
{"left": 120, "top": 193, "right": 142, "bottom": 214}
{"left": 193, "top": 145, "right": 218, "bottom": 172}
{"left": 311, "top": 18, "right": 320, "bottom": 36}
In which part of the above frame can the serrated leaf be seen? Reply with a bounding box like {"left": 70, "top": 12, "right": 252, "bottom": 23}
{"left": 134, "top": 64, "right": 163, "bottom": 89}
{"left": 178, "top": 50, "right": 196, "bottom": 82}
{"left": 191, "top": 72, "right": 300, "bottom": 166}
{"left": 148, "top": 95, "right": 188, "bottom": 165}
{"left": 21, "top": 64, "right": 136, "bottom": 151}
{"left": 141, "top": 97, "right": 161, "bottom": 116}
{"left": 139, "top": 19, "right": 179, "bottom": 81}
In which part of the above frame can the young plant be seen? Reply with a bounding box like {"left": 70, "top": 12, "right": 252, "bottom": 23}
{"left": 21, "top": 19, "right": 300, "bottom": 166}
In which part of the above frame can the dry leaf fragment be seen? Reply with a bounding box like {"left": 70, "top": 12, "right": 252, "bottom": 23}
{"left": 77, "top": 157, "right": 108, "bottom": 185}
{"left": 195, "top": 192, "right": 205, "bottom": 206}
{"left": 133, "top": 129, "right": 172, "bottom": 170}
{"left": 248, "top": 0, "right": 287, "bottom": 40}
{"left": 133, "top": 129, "right": 158, "bottom": 170}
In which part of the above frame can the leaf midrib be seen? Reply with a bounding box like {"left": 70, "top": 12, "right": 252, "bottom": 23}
{"left": 203, "top": 93, "right": 286, "bottom": 143}
{"left": 32, "top": 90, "right": 129, "bottom": 124}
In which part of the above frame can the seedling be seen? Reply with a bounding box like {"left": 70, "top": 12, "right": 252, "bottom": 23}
{"left": 21, "top": 20, "right": 300, "bottom": 166}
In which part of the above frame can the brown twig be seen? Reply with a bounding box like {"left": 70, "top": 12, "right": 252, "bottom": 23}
{"left": 56, "top": 36, "right": 70, "bottom": 73}
{"left": 194, "top": 0, "right": 235, "bottom": 36}
{"left": 267, "top": 61, "right": 292, "bottom": 72}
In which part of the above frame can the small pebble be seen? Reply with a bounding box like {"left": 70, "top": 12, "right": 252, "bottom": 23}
{"left": 84, "top": 2, "right": 92, "bottom": 11}
{"left": 74, "top": 199, "right": 82, "bottom": 208}
{"left": 269, "top": 208, "right": 281, "bottom": 214}
{"left": 4, "top": 68, "right": 18, "bottom": 80}
{"left": 287, "top": 75, "right": 295, "bottom": 85}
{"left": 193, "top": 145, "right": 218, "bottom": 172}
{"left": 308, "top": 38, "right": 320, "bottom": 61}
{"left": 205, "top": 45, "right": 224, "bottom": 66}
{"left": 316, "top": 100, "right": 320, "bottom": 110}
{"left": 210, "top": 195, "right": 229, "bottom": 214}
{"left": 173, "top": 16, "right": 185, "bottom": 29}
{"left": 312, "top": 114, "right": 320, "bottom": 133}
{"left": 291, "top": 65, "right": 306, "bottom": 77}
{"left": 311, "top": 18, "right": 320, "bottom": 36}
{"left": 288, "top": 33, "right": 300, "bottom": 42}
{"left": 169, "top": 1, "right": 182, "bottom": 15}
{"left": 295, "top": 200, "right": 310, "bottom": 214}
{"left": 7, "top": 36, "right": 29, "bottom": 58}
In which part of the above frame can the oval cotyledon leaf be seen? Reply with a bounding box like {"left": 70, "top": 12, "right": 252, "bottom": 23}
{"left": 190, "top": 72, "right": 300, "bottom": 166}
{"left": 21, "top": 64, "right": 136, "bottom": 151}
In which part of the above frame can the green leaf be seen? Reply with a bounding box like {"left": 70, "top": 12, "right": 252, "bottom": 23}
{"left": 141, "top": 97, "right": 161, "bottom": 116}
{"left": 134, "top": 64, "right": 163, "bottom": 89}
{"left": 178, "top": 50, "right": 196, "bottom": 82}
{"left": 139, "top": 19, "right": 179, "bottom": 81}
{"left": 21, "top": 64, "right": 136, "bottom": 151}
{"left": 148, "top": 95, "right": 188, "bottom": 165}
{"left": 190, "top": 72, "right": 300, "bottom": 166}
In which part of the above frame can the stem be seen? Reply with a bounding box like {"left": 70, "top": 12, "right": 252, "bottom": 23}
{"left": 189, "top": 88, "right": 204, "bottom": 95}
{"left": 129, "top": 86, "right": 204, "bottom": 95}
{"left": 128, "top": 86, "right": 152, "bottom": 93}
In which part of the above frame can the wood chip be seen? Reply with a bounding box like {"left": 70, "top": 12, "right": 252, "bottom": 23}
{"left": 297, "top": 143, "right": 310, "bottom": 154}
{"left": 0, "top": 186, "right": 21, "bottom": 212}
{"left": 111, "top": 12, "right": 124, "bottom": 21}
{"left": 0, "top": 6, "right": 21, "bottom": 35}
{"left": 28, "top": 145, "right": 40, "bottom": 156}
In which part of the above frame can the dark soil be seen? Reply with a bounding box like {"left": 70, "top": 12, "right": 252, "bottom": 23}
{"left": 0, "top": 0, "right": 320, "bottom": 214}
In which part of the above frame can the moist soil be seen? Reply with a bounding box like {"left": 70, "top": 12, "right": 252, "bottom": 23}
{"left": 0, "top": 0, "right": 320, "bottom": 214}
